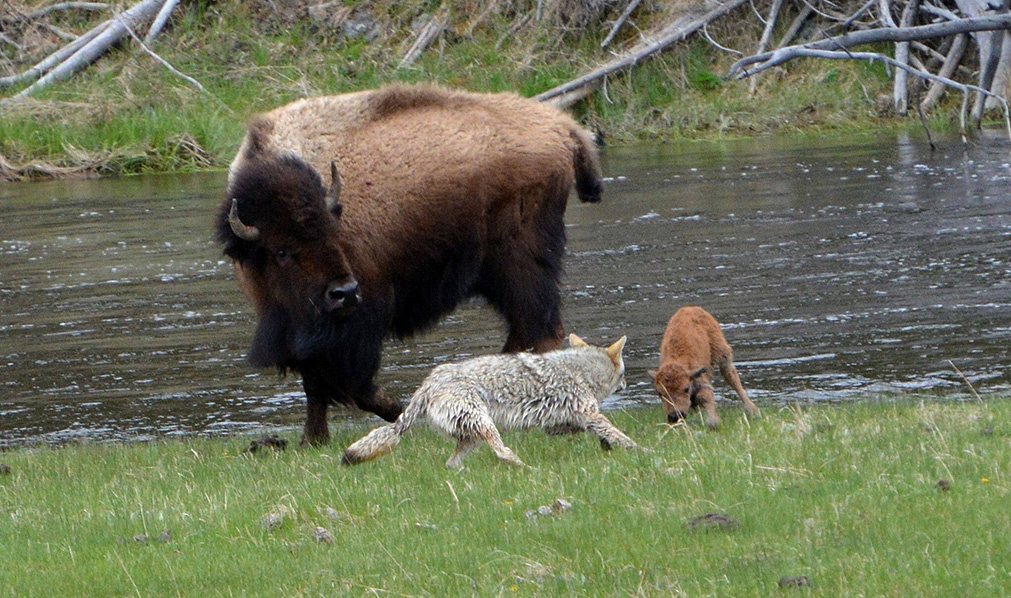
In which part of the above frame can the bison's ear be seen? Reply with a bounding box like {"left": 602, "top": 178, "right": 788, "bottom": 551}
{"left": 606, "top": 336, "right": 627, "bottom": 360}
{"left": 689, "top": 367, "right": 709, "bottom": 380}
{"left": 326, "top": 161, "right": 344, "bottom": 218}
{"left": 244, "top": 118, "right": 274, "bottom": 157}
{"left": 568, "top": 333, "right": 588, "bottom": 348}
{"left": 647, "top": 369, "right": 657, "bottom": 381}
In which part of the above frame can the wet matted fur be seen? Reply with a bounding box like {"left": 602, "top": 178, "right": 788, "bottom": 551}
{"left": 343, "top": 335, "right": 637, "bottom": 468}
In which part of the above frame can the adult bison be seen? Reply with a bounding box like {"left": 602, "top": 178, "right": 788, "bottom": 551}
{"left": 215, "top": 84, "right": 603, "bottom": 446}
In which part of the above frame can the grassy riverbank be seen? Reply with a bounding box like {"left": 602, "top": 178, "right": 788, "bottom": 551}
{"left": 2, "top": 397, "right": 1009, "bottom": 596}
{"left": 0, "top": 0, "right": 966, "bottom": 179}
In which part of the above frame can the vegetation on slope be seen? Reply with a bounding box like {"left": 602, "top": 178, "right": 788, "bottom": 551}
{"left": 0, "top": 0, "right": 945, "bottom": 179}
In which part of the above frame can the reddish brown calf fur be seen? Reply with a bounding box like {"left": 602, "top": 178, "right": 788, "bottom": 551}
{"left": 649, "top": 306, "right": 760, "bottom": 428}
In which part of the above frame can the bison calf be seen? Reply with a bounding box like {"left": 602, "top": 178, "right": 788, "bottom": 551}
{"left": 648, "top": 306, "right": 760, "bottom": 428}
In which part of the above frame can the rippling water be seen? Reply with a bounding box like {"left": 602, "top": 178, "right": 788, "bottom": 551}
{"left": 2, "top": 132, "right": 1009, "bottom": 446}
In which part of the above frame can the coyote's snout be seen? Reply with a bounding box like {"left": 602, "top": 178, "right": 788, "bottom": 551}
{"left": 343, "top": 335, "right": 638, "bottom": 468}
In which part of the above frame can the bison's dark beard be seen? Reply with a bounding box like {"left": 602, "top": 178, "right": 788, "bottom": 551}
{"left": 247, "top": 305, "right": 346, "bottom": 370}
{"left": 246, "top": 302, "right": 386, "bottom": 386}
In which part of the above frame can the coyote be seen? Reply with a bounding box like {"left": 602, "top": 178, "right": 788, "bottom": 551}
{"left": 342, "top": 335, "right": 638, "bottom": 468}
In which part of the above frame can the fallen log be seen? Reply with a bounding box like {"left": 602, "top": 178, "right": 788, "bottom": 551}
{"left": 535, "top": 0, "right": 749, "bottom": 106}
{"left": 3, "top": 0, "right": 172, "bottom": 103}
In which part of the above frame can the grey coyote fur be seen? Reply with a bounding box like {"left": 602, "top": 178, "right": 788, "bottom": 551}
{"left": 342, "top": 335, "right": 638, "bottom": 468}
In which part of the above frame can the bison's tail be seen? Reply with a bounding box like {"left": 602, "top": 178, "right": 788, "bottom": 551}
{"left": 341, "top": 397, "right": 423, "bottom": 465}
{"left": 570, "top": 127, "right": 603, "bottom": 203}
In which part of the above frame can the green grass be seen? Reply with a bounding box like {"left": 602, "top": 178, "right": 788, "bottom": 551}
{"left": 2, "top": 397, "right": 1009, "bottom": 596}
{"left": 0, "top": 0, "right": 977, "bottom": 178}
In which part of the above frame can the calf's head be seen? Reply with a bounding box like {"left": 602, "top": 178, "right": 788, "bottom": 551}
{"left": 648, "top": 364, "right": 708, "bottom": 424}
{"left": 217, "top": 153, "right": 359, "bottom": 365}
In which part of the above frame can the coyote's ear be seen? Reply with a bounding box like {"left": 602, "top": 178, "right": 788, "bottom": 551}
{"left": 568, "top": 333, "right": 589, "bottom": 348}
{"left": 647, "top": 369, "right": 657, "bottom": 381}
{"left": 606, "top": 336, "right": 627, "bottom": 360}
{"left": 690, "top": 367, "right": 708, "bottom": 380}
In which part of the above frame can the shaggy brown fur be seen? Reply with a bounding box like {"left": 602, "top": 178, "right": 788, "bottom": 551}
{"left": 215, "top": 85, "right": 603, "bottom": 446}
{"left": 648, "top": 306, "right": 760, "bottom": 428}
{"left": 342, "top": 335, "right": 636, "bottom": 468}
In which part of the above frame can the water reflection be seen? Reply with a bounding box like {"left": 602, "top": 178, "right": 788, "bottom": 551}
{"left": 2, "top": 132, "right": 1009, "bottom": 446}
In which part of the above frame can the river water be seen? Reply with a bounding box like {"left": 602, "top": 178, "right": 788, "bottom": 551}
{"left": 2, "top": 132, "right": 1009, "bottom": 446}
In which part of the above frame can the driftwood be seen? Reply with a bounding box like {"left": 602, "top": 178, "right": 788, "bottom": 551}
{"left": 747, "top": 47, "right": 1011, "bottom": 142}
{"left": 728, "top": 14, "right": 1011, "bottom": 78}
{"left": 600, "top": 0, "right": 645, "bottom": 49}
{"left": 921, "top": 33, "right": 968, "bottom": 111}
{"left": 748, "top": 0, "right": 784, "bottom": 93}
{"left": 398, "top": 6, "right": 450, "bottom": 69}
{"left": 535, "top": 0, "right": 749, "bottom": 106}
{"left": 0, "top": 2, "right": 108, "bottom": 23}
{"left": 1, "top": 0, "right": 178, "bottom": 102}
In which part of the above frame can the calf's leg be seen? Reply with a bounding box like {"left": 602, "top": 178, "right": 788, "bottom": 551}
{"left": 719, "top": 359, "right": 760, "bottom": 418}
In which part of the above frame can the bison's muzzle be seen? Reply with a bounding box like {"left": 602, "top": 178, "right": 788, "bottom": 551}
{"left": 326, "top": 280, "right": 361, "bottom": 312}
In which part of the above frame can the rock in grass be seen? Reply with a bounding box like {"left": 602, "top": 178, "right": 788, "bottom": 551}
{"left": 935, "top": 479, "right": 951, "bottom": 492}
{"left": 778, "top": 575, "right": 811, "bottom": 588}
{"left": 0, "top": 464, "right": 10, "bottom": 475}
{"left": 244, "top": 434, "right": 288, "bottom": 454}
{"left": 686, "top": 513, "right": 741, "bottom": 531}
{"left": 261, "top": 506, "right": 292, "bottom": 531}
{"left": 312, "top": 526, "right": 334, "bottom": 544}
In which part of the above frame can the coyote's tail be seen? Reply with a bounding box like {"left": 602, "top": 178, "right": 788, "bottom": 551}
{"left": 570, "top": 126, "right": 603, "bottom": 204}
{"left": 342, "top": 398, "right": 424, "bottom": 465}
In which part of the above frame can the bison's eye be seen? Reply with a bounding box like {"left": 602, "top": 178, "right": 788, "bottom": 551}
{"left": 274, "top": 249, "right": 295, "bottom": 265}
{"left": 683, "top": 386, "right": 691, "bottom": 394}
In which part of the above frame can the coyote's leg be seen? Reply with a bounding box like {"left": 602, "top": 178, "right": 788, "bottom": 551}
{"left": 479, "top": 424, "right": 527, "bottom": 467}
{"left": 719, "top": 359, "right": 760, "bottom": 418}
{"left": 446, "top": 437, "right": 482, "bottom": 470}
{"left": 585, "top": 413, "right": 639, "bottom": 451}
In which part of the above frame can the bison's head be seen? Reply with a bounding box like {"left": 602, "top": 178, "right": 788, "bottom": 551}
{"left": 648, "top": 364, "right": 708, "bottom": 424}
{"left": 217, "top": 152, "right": 360, "bottom": 367}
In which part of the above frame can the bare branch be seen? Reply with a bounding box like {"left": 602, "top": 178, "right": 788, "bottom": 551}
{"left": 1, "top": 2, "right": 108, "bottom": 23}
{"left": 2, "top": 0, "right": 170, "bottom": 103}
{"left": 775, "top": 3, "right": 815, "bottom": 49}
{"left": 398, "top": 5, "right": 450, "bottom": 69}
{"left": 733, "top": 46, "right": 1011, "bottom": 140}
{"left": 728, "top": 13, "right": 1011, "bottom": 79}
{"left": 601, "top": 0, "right": 645, "bottom": 49}
{"left": 144, "top": 0, "right": 180, "bottom": 44}
{"left": 536, "top": 0, "right": 749, "bottom": 104}
{"left": 921, "top": 33, "right": 968, "bottom": 111}
{"left": 0, "top": 19, "right": 112, "bottom": 89}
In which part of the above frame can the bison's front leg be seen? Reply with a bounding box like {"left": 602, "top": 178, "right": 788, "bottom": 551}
{"left": 301, "top": 374, "right": 332, "bottom": 447}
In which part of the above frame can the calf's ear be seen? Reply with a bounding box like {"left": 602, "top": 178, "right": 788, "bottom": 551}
{"left": 647, "top": 370, "right": 657, "bottom": 381}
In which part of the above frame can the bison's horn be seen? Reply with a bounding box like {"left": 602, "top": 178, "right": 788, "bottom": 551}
{"left": 228, "top": 199, "right": 261, "bottom": 241}
{"left": 326, "top": 161, "right": 343, "bottom": 214}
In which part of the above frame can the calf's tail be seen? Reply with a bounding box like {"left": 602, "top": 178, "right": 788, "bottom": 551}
{"left": 570, "top": 127, "right": 603, "bottom": 204}
{"left": 342, "top": 399, "right": 423, "bottom": 465}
